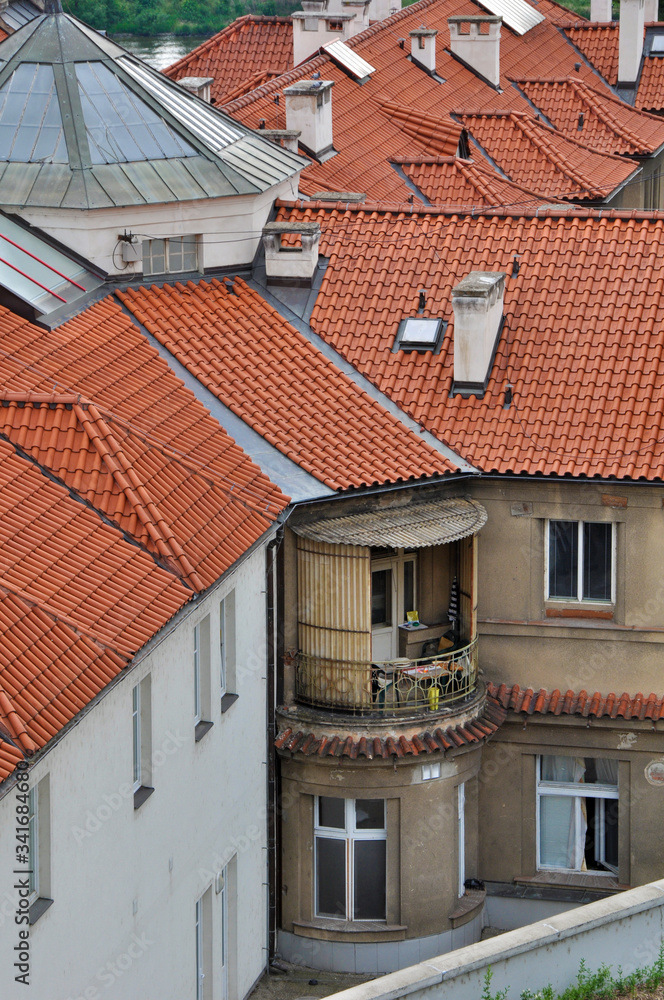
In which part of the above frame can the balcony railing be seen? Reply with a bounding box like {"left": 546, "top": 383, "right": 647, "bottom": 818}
{"left": 295, "top": 637, "right": 478, "bottom": 716}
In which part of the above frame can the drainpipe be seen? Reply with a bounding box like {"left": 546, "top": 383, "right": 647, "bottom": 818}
{"left": 266, "top": 530, "right": 283, "bottom": 963}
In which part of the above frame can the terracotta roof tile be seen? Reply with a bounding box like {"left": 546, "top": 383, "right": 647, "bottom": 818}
{"left": 163, "top": 15, "right": 293, "bottom": 105}
{"left": 395, "top": 155, "right": 548, "bottom": 208}
{"left": 276, "top": 201, "right": 664, "bottom": 480}
{"left": 488, "top": 682, "right": 664, "bottom": 722}
{"left": 634, "top": 54, "right": 664, "bottom": 112}
{"left": 118, "top": 277, "right": 456, "bottom": 490}
{"left": 275, "top": 697, "right": 506, "bottom": 758}
{"left": 513, "top": 76, "right": 664, "bottom": 155}
{"left": 220, "top": 0, "right": 635, "bottom": 204}
{"left": 562, "top": 23, "right": 620, "bottom": 86}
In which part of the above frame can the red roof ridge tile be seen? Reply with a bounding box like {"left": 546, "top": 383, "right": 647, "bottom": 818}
{"left": 0, "top": 687, "right": 37, "bottom": 755}
{"left": 487, "top": 682, "right": 664, "bottom": 722}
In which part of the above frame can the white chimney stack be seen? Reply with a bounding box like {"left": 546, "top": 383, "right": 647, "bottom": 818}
{"left": 292, "top": 2, "right": 357, "bottom": 64}
{"left": 618, "top": 0, "right": 646, "bottom": 84}
{"left": 644, "top": 0, "right": 658, "bottom": 20}
{"left": 262, "top": 222, "right": 321, "bottom": 287}
{"left": 452, "top": 271, "right": 505, "bottom": 397}
{"left": 409, "top": 26, "right": 438, "bottom": 74}
{"left": 367, "top": 0, "right": 394, "bottom": 19}
{"left": 590, "top": 0, "right": 613, "bottom": 20}
{"left": 448, "top": 16, "right": 502, "bottom": 87}
{"left": 284, "top": 79, "right": 335, "bottom": 161}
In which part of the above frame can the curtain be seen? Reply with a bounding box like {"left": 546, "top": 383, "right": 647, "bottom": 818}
{"left": 540, "top": 756, "right": 587, "bottom": 870}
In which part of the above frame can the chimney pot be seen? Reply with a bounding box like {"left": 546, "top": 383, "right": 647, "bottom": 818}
{"left": 448, "top": 15, "right": 502, "bottom": 87}
{"left": 409, "top": 26, "right": 438, "bottom": 73}
{"left": 452, "top": 271, "right": 506, "bottom": 397}
{"left": 284, "top": 80, "right": 335, "bottom": 160}
{"left": 262, "top": 222, "right": 321, "bottom": 287}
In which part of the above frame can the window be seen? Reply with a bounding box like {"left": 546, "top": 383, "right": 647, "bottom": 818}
{"left": 537, "top": 756, "right": 619, "bottom": 874}
{"left": 28, "top": 776, "right": 52, "bottom": 923}
{"left": 132, "top": 675, "right": 153, "bottom": 808}
{"left": 371, "top": 549, "right": 417, "bottom": 660}
{"left": 194, "top": 617, "right": 213, "bottom": 740}
{"left": 546, "top": 520, "right": 615, "bottom": 603}
{"left": 220, "top": 592, "right": 237, "bottom": 713}
{"left": 315, "top": 797, "right": 386, "bottom": 921}
{"left": 328, "top": 19, "right": 344, "bottom": 30}
{"left": 393, "top": 317, "right": 447, "bottom": 353}
{"left": 142, "top": 235, "right": 198, "bottom": 276}
{"left": 422, "top": 761, "right": 441, "bottom": 781}
{"left": 458, "top": 782, "right": 466, "bottom": 897}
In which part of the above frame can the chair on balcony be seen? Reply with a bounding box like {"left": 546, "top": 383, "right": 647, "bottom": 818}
{"left": 371, "top": 663, "right": 402, "bottom": 709}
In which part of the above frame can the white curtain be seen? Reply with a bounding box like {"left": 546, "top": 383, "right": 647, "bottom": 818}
{"left": 595, "top": 758, "right": 618, "bottom": 786}
{"left": 540, "top": 756, "right": 587, "bottom": 870}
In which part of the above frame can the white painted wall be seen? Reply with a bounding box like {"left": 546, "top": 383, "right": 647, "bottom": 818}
{"left": 12, "top": 177, "right": 301, "bottom": 277}
{"left": 0, "top": 540, "right": 273, "bottom": 1000}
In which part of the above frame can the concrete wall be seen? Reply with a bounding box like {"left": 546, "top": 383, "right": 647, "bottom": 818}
{"left": 323, "top": 880, "right": 664, "bottom": 1000}
{"left": 14, "top": 177, "right": 300, "bottom": 277}
{"left": 0, "top": 542, "right": 271, "bottom": 1000}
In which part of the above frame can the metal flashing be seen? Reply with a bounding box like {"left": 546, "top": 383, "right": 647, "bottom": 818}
{"left": 322, "top": 39, "right": 376, "bottom": 80}
{"left": 475, "top": 0, "right": 544, "bottom": 35}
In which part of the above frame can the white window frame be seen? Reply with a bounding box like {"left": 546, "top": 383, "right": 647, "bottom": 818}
{"left": 314, "top": 797, "right": 387, "bottom": 922}
{"left": 371, "top": 549, "right": 417, "bottom": 659}
{"left": 545, "top": 520, "right": 616, "bottom": 604}
{"left": 422, "top": 761, "right": 441, "bottom": 781}
{"left": 458, "top": 782, "right": 466, "bottom": 897}
{"left": 132, "top": 683, "right": 141, "bottom": 793}
{"left": 536, "top": 756, "right": 619, "bottom": 875}
{"left": 28, "top": 786, "right": 39, "bottom": 901}
{"left": 194, "top": 623, "right": 201, "bottom": 725}
{"left": 142, "top": 234, "right": 198, "bottom": 276}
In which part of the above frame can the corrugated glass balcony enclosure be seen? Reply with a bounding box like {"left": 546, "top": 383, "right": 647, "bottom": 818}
{"left": 291, "top": 496, "right": 486, "bottom": 716}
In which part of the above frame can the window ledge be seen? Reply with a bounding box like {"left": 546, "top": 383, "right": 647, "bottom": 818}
{"left": 221, "top": 693, "right": 239, "bottom": 715}
{"left": 448, "top": 888, "right": 485, "bottom": 927}
{"left": 516, "top": 873, "right": 628, "bottom": 894}
{"left": 133, "top": 785, "right": 154, "bottom": 810}
{"left": 29, "top": 897, "right": 53, "bottom": 925}
{"left": 545, "top": 607, "right": 614, "bottom": 621}
{"left": 293, "top": 918, "right": 407, "bottom": 943}
{"left": 195, "top": 720, "right": 214, "bottom": 742}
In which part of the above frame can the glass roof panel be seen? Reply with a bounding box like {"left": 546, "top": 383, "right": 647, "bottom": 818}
{"left": 0, "top": 63, "right": 67, "bottom": 163}
{"left": 75, "top": 62, "right": 198, "bottom": 163}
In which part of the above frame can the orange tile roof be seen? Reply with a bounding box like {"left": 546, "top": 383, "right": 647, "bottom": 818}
{"left": 0, "top": 435, "right": 190, "bottom": 780}
{"left": 562, "top": 22, "right": 620, "bottom": 86}
{"left": 634, "top": 53, "right": 664, "bottom": 112}
{"left": 395, "top": 155, "right": 548, "bottom": 208}
{"left": 117, "top": 277, "right": 456, "bottom": 490}
{"left": 163, "top": 15, "right": 293, "bottom": 105}
{"left": 513, "top": 76, "right": 664, "bottom": 155}
{"left": 456, "top": 111, "right": 637, "bottom": 200}
{"left": 0, "top": 28, "right": 8, "bottom": 43}
{"left": 276, "top": 697, "right": 506, "bottom": 757}
{"left": 221, "top": 0, "right": 634, "bottom": 204}
{"left": 276, "top": 200, "right": 664, "bottom": 480}
{"left": 488, "top": 682, "right": 664, "bottom": 722}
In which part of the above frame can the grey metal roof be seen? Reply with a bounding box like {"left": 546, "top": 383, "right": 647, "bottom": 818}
{"left": 475, "top": 0, "right": 544, "bottom": 35}
{"left": 291, "top": 497, "right": 488, "bottom": 548}
{"left": 0, "top": 9, "right": 306, "bottom": 209}
{"left": 0, "top": 210, "right": 103, "bottom": 315}
{"left": 0, "top": 1, "right": 41, "bottom": 32}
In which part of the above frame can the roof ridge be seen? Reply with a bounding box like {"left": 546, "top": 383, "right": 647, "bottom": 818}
{"left": 569, "top": 77, "right": 652, "bottom": 147}
{"left": 514, "top": 114, "right": 613, "bottom": 195}
{"left": 0, "top": 582, "right": 131, "bottom": 665}
{"left": 487, "top": 682, "right": 664, "bottom": 721}
{"left": 276, "top": 196, "right": 664, "bottom": 219}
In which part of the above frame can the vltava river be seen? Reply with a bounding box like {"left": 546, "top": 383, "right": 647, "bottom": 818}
{"left": 112, "top": 33, "right": 212, "bottom": 70}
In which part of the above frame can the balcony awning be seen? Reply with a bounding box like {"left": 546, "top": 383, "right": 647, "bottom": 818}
{"left": 291, "top": 497, "right": 487, "bottom": 548}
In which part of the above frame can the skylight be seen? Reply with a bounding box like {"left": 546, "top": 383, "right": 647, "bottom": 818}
{"left": 475, "top": 0, "right": 544, "bottom": 35}
{"left": 322, "top": 40, "right": 376, "bottom": 81}
{"left": 0, "top": 63, "right": 67, "bottom": 163}
{"left": 394, "top": 317, "right": 446, "bottom": 352}
{"left": 651, "top": 34, "right": 664, "bottom": 53}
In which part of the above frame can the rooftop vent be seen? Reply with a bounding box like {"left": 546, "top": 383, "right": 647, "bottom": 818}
{"left": 590, "top": 0, "right": 612, "bottom": 21}
{"left": 409, "top": 26, "right": 438, "bottom": 74}
{"left": 618, "top": 0, "right": 646, "bottom": 85}
{"left": 452, "top": 271, "right": 505, "bottom": 397}
{"left": 448, "top": 16, "right": 502, "bottom": 88}
{"left": 262, "top": 222, "right": 321, "bottom": 287}
{"left": 284, "top": 79, "right": 336, "bottom": 161}
{"left": 176, "top": 76, "right": 214, "bottom": 103}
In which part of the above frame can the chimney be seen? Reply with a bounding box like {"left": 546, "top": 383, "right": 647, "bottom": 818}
{"left": 256, "top": 128, "right": 301, "bottom": 153}
{"left": 366, "top": 0, "right": 394, "bottom": 19}
{"left": 409, "top": 26, "right": 438, "bottom": 74}
{"left": 448, "top": 16, "right": 502, "bottom": 87}
{"left": 284, "top": 79, "right": 335, "bottom": 161}
{"left": 618, "top": 0, "right": 645, "bottom": 84}
{"left": 342, "top": 0, "right": 371, "bottom": 33}
{"left": 177, "top": 76, "right": 214, "bottom": 102}
{"left": 452, "top": 271, "right": 505, "bottom": 397}
{"left": 590, "top": 0, "right": 613, "bottom": 20}
{"left": 262, "top": 222, "right": 321, "bottom": 287}
{"left": 292, "top": 9, "right": 356, "bottom": 64}
{"left": 644, "top": 0, "right": 658, "bottom": 20}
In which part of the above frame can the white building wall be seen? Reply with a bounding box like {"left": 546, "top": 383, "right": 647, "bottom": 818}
{"left": 0, "top": 541, "right": 273, "bottom": 1000}
{"left": 12, "top": 177, "right": 300, "bottom": 277}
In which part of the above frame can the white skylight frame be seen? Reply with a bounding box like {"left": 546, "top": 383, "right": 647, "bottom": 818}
{"left": 322, "top": 40, "right": 376, "bottom": 80}
{"left": 394, "top": 317, "right": 447, "bottom": 352}
{"left": 475, "top": 0, "right": 544, "bottom": 35}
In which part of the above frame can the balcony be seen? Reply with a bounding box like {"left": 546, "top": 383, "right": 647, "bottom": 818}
{"left": 295, "top": 636, "right": 478, "bottom": 716}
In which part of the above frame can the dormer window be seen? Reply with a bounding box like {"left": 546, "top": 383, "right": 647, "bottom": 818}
{"left": 651, "top": 34, "right": 664, "bottom": 53}
{"left": 393, "top": 317, "right": 446, "bottom": 352}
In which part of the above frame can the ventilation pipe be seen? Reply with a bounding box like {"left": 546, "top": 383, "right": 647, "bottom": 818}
{"left": 409, "top": 26, "right": 438, "bottom": 73}
{"left": 452, "top": 272, "right": 505, "bottom": 397}
{"left": 284, "top": 79, "right": 335, "bottom": 161}
{"left": 262, "top": 222, "right": 321, "bottom": 287}
{"left": 590, "top": 0, "right": 612, "bottom": 21}
{"left": 448, "top": 16, "right": 502, "bottom": 87}
{"left": 618, "top": 0, "right": 646, "bottom": 84}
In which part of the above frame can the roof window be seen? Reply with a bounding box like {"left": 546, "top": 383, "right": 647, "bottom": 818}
{"left": 394, "top": 317, "right": 446, "bottom": 352}
{"left": 651, "top": 34, "right": 664, "bottom": 53}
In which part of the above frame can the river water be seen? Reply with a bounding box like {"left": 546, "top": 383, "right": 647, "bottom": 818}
{"left": 112, "top": 33, "right": 212, "bottom": 70}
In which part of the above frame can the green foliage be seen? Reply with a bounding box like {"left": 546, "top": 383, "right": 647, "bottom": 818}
{"left": 62, "top": 0, "right": 300, "bottom": 35}
{"left": 518, "top": 945, "right": 664, "bottom": 1000}
{"left": 483, "top": 967, "right": 510, "bottom": 1000}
